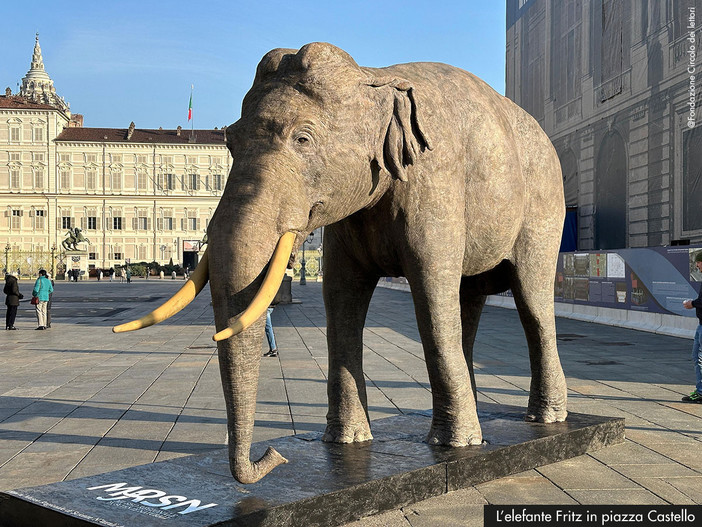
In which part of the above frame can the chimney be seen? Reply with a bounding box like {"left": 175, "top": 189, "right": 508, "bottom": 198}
{"left": 126, "top": 121, "right": 135, "bottom": 140}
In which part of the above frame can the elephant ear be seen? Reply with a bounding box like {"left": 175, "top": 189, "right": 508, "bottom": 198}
{"left": 368, "top": 77, "right": 433, "bottom": 182}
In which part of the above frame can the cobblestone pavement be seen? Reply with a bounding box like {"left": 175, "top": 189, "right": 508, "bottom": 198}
{"left": 1, "top": 279, "right": 701, "bottom": 526}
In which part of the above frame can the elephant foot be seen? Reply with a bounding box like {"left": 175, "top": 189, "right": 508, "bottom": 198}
{"left": 426, "top": 422, "right": 483, "bottom": 447}
{"left": 525, "top": 398, "right": 568, "bottom": 423}
{"left": 322, "top": 421, "right": 373, "bottom": 443}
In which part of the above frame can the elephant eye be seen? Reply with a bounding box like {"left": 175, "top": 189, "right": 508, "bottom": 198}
{"left": 293, "top": 131, "right": 314, "bottom": 149}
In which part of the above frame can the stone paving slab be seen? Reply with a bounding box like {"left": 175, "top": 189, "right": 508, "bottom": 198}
{"left": 0, "top": 279, "right": 701, "bottom": 526}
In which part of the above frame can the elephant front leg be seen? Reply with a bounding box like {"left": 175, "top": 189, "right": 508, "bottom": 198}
{"left": 322, "top": 257, "right": 378, "bottom": 443}
{"left": 408, "top": 273, "right": 483, "bottom": 447}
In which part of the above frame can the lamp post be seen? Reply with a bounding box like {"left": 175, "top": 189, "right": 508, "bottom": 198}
{"left": 299, "top": 233, "right": 314, "bottom": 285}
{"left": 51, "top": 244, "right": 56, "bottom": 278}
{"left": 4, "top": 242, "right": 10, "bottom": 275}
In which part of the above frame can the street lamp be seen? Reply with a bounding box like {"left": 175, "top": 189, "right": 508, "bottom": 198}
{"left": 50, "top": 244, "right": 56, "bottom": 278}
{"left": 4, "top": 242, "right": 10, "bottom": 275}
{"left": 299, "top": 233, "right": 314, "bottom": 285}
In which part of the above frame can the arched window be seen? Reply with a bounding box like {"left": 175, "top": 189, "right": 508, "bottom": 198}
{"left": 595, "top": 131, "right": 627, "bottom": 249}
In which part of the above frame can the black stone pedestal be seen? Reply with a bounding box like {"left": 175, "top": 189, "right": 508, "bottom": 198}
{"left": 0, "top": 404, "right": 624, "bottom": 527}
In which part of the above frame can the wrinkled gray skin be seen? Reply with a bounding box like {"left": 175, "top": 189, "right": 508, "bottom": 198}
{"left": 208, "top": 42, "right": 567, "bottom": 484}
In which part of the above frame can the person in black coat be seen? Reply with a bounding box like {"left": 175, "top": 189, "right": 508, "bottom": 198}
{"left": 4, "top": 274, "right": 23, "bottom": 330}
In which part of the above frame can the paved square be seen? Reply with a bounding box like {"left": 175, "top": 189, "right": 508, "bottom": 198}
{"left": 1, "top": 279, "right": 701, "bottom": 525}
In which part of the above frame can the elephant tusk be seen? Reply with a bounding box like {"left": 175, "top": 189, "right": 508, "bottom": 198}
{"left": 112, "top": 249, "right": 210, "bottom": 333}
{"left": 212, "top": 232, "right": 295, "bottom": 342}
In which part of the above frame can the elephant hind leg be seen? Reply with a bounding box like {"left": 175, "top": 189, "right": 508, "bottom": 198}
{"left": 509, "top": 246, "right": 567, "bottom": 423}
{"left": 459, "top": 286, "right": 486, "bottom": 402}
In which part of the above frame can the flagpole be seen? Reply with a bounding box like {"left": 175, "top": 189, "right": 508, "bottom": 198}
{"left": 189, "top": 84, "right": 194, "bottom": 134}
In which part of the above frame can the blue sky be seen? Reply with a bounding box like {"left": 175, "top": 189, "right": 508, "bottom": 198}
{"left": 2, "top": 1, "right": 506, "bottom": 130}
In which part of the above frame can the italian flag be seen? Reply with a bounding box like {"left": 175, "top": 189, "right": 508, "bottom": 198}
{"left": 188, "top": 86, "right": 193, "bottom": 121}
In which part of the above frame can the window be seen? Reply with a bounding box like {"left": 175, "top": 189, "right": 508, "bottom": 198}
{"left": 60, "top": 170, "right": 71, "bottom": 190}
{"left": 164, "top": 216, "right": 173, "bottom": 230}
{"left": 87, "top": 217, "right": 97, "bottom": 230}
{"left": 9, "top": 126, "right": 20, "bottom": 142}
{"left": 136, "top": 155, "right": 148, "bottom": 164}
{"left": 10, "top": 169, "right": 20, "bottom": 189}
{"left": 551, "top": 0, "right": 581, "bottom": 105}
{"left": 111, "top": 170, "right": 122, "bottom": 191}
{"left": 9, "top": 152, "right": 20, "bottom": 162}
{"left": 86, "top": 169, "right": 97, "bottom": 190}
{"left": 600, "top": 0, "right": 623, "bottom": 100}
{"left": 213, "top": 174, "right": 222, "bottom": 191}
{"left": 111, "top": 154, "right": 123, "bottom": 164}
{"left": 113, "top": 252, "right": 122, "bottom": 260}
{"left": 113, "top": 217, "right": 122, "bottom": 230}
{"left": 187, "top": 156, "right": 197, "bottom": 165}
{"left": 188, "top": 217, "right": 198, "bottom": 231}
{"left": 137, "top": 171, "right": 147, "bottom": 191}
{"left": 34, "top": 209, "right": 45, "bottom": 230}
{"left": 33, "top": 126, "right": 44, "bottom": 142}
{"left": 33, "top": 152, "right": 44, "bottom": 162}
{"left": 89, "top": 252, "right": 96, "bottom": 260}
{"left": 86, "top": 154, "right": 97, "bottom": 164}
{"left": 62, "top": 216, "right": 72, "bottom": 229}
{"left": 11, "top": 210, "right": 21, "bottom": 230}
{"left": 165, "top": 173, "right": 175, "bottom": 190}
{"left": 33, "top": 168, "right": 44, "bottom": 189}
{"left": 189, "top": 173, "right": 200, "bottom": 191}
{"left": 138, "top": 216, "right": 149, "bottom": 230}
{"left": 59, "top": 154, "right": 71, "bottom": 163}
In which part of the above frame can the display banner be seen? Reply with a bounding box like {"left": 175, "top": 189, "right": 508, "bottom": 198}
{"left": 554, "top": 246, "right": 702, "bottom": 317}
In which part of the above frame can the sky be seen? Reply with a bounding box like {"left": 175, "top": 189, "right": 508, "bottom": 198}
{"left": 1, "top": 1, "right": 507, "bottom": 130}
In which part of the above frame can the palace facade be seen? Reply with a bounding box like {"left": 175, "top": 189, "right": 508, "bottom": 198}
{"left": 506, "top": 0, "right": 702, "bottom": 250}
{"left": 1, "top": 36, "right": 230, "bottom": 273}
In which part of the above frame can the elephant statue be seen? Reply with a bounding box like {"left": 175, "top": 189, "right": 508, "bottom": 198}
{"left": 114, "top": 42, "right": 567, "bottom": 484}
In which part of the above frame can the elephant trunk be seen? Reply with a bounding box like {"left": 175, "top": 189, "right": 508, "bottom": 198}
{"left": 208, "top": 210, "right": 301, "bottom": 483}
{"left": 217, "top": 324, "right": 288, "bottom": 484}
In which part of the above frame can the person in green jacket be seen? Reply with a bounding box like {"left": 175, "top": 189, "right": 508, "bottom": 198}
{"left": 32, "top": 269, "right": 54, "bottom": 330}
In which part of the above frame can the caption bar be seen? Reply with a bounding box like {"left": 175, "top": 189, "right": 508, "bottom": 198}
{"left": 485, "top": 505, "right": 700, "bottom": 527}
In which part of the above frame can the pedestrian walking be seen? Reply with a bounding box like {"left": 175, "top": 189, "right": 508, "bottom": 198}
{"left": 109, "top": 267, "right": 114, "bottom": 282}
{"left": 263, "top": 306, "right": 278, "bottom": 357}
{"left": 31, "top": 269, "right": 53, "bottom": 330}
{"left": 4, "top": 273, "right": 22, "bottom": 330}
{"left": 126, "top": 267, "right": 131, "bottom": 284}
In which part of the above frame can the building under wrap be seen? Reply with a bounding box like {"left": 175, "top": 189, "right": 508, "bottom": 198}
{"left": 506, "top": 0, "right": 702, "bottom": 251}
